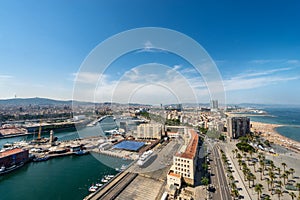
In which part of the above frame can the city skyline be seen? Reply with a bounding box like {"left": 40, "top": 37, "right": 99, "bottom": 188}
{"left": 1, "top": 1, "right": 300, "bottom": 105}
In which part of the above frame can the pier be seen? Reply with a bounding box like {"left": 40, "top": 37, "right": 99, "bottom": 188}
{"left": 85, "top": 172, "right": 138, "bottom": 200}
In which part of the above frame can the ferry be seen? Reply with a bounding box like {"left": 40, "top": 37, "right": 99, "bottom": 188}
{"left": 0, "top": 162, "right": 25, "bottom": 175}
{"left": 137, "top": 150, "right": 153, "bottom": 166}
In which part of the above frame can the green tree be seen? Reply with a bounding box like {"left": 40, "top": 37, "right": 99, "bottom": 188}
{"left": 281, "top": 172, "right": 288, "bottom": 185}
{"left": 201, "top": 177, "right": 209, "bottom": 190}
{"left": 290, "top": 168, "right": 295, "bottom": 179}
{"left": 254, "top": 183, "right": 263, "bottom": 200}
{"left": 282, "top": 162, "right": 287, "bottom": 172}
{"left": 275, "top": 189, "right": 282, "bottom": 200}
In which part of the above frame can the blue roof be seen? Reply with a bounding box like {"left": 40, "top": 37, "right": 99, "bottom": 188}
{"left": 113, "top": 141, "right": 145, "bottom": 151}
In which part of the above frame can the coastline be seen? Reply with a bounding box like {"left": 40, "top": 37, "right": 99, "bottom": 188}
{"left": 251, "top": 121, "right": 300, "bottom": 153}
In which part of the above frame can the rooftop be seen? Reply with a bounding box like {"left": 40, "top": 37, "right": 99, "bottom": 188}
{"left": 176, "top": 129, "right": 198, "bottom": 159}
{"left": 0, "top": 148, "right": 25, "bottom": 158}
{"left": 168, "top": 171, "right": 181, "bottom": 178}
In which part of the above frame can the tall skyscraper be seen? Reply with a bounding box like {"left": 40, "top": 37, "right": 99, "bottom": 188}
{"left": 210, "top": 100, "right": 218, "bottom": 111}
{"left": 227, "top": 117, "right": 250, "bottom": 139}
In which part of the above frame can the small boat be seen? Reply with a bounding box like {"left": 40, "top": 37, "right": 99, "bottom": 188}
{"left": 95, "top": 183, "right": 103, "bottom": 187}
{"left": 106, "top": 175, "right": 114, "bottom": 178}
{"left": 88, "top": 185, "right": 98, "bottom": 192}
{"left": 0, "top": 166, "right": 5, "bottom": 172}
{"left": 120, "top": 164, "right": 127, "bottom": 170}
{"left": 101, "top": 178, "right": 108, "bottom": 183}
{"left": 75, "top": 150, "right": 88, "bottom": 155}
{"left": 33, "top": 156, "right": 49, "bottom": 162}
{"left": 115, "top": 168, "right": 120, "bottom": 172}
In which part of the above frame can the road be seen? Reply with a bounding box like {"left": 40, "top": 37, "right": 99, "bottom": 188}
{"left": 211, "top": 144, "right": 232, "bottom": 200}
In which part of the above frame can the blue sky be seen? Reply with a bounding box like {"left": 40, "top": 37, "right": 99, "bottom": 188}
{"left": 0, "top": 0, "right": 300, "bottom": 105}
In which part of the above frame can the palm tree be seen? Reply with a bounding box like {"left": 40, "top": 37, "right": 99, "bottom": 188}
{"left": 275, "top": 189, "right": 282, "bottom": 200}
{"left": 282, "top": 162, "right": 287, "bottom": 172}
{"left": 281, "top": 172, "right": 288, "bottom": 185}
{"left": 290, "top": 192, "right": 297, "bottom": 200}
{"left": 270, "top": 163, "right": 276, "bottom": 171}
{"left": 258, "top": 167, "right": 263, "bottom": 180}
{"left": 229, "top": 175, "right": 234, "bottom": 183}
{"left": 238, "top": 159, "right": 243, "bottom": 170}
{"left": 290, "top": 168, "right": 295, "bottom": 179}
{"left": 260, "top": 160, "right": 265, "bottom": 175}
{"left": 254, "top": 183, "right": 263, "bottom": 200}
{"left": 231, "top": 188, "right": 239, "bottom": 199}
{"left": 277, "top": 167, "right": 281, "bottom": 176}
{"left": 278, "top": 180, "right": 283, "bottom": 189}
{"left": 246, "top": 173, "right": 252, "bottom": 188}
{"left": 237, "top": 153, "right": 242, "bottom": 160}
{"left": 266, "top": 178, "right": 271, "bottom": 191}
{"left": 253, "top": 160, "right": 257, "bottom": 172}
{"left": 269, "top": 171, "right": 276, "bottom": 189}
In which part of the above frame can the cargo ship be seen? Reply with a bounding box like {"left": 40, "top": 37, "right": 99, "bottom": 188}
{"left": 0, "top": 148, "right": 29, "bottom": 175}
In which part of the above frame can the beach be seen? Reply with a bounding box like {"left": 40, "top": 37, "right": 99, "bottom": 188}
{"left": 251, "top": 121, "right": 300, "bottom": 153}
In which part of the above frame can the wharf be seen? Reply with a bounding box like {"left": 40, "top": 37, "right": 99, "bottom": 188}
{"left": 84, "top": 172, "right": 137, "bottom": 200}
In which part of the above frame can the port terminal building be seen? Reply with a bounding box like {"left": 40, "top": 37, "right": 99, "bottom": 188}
{"left": 167, "top": 129, "right": 199, "bottom": 191}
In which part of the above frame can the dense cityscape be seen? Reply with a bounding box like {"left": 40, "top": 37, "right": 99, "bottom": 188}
{"left": 1, "top": 98, "right": 300, "bottom": 200}
{"left": 1, "top": 1, "right": 300, "bottom": 200}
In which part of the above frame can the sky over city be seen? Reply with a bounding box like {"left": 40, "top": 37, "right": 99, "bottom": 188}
{"left": 0, "top": 0, "right": 300, "bottom": 105}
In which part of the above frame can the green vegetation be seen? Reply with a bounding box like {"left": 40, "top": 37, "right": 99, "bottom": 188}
{"left": 197, "top": 126, "right": 208, "bottom": 135}
{"left": 165, "top": 119, "right": 180, "bottom": 126}
{"left": 139, "top": 111, "right": 150, "bottom": 120}
{"left": 236, "top": 142, "right": 255, "bottom": 153}
{"left": 219, "top": 134, "right": 226, "bottom": 141}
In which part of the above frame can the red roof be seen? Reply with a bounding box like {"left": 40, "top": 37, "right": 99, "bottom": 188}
{"left": 176, "top": 129, "right": 198, "bottom": 159}
{"left": 168, "top": 171, "right": 181, "bottom": 178}
{"left": 0, "top": 148, "right": 24, "bottom": 158}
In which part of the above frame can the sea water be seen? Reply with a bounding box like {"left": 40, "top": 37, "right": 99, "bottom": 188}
{"left": 250, "top": 107, "right": 300, "bottom": 142}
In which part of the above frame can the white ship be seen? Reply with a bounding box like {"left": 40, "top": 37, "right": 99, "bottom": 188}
{"left": 137, "top": 150, "right": 153, "bottom": 166}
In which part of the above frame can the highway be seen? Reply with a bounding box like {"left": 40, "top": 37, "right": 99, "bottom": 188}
{"left": 211, "top": 144, "right": 232, "bottom": 200}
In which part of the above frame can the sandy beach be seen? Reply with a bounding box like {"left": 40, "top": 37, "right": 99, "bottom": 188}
{"left": 251, "top": 121, "right": 300, "bottom": 153}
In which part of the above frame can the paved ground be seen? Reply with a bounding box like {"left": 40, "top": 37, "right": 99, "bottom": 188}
{"left": 128, "top": 139, "right": 181, "bottom": 175}
{"left": 115, "top": 175, "right": 164, "bottom": 200}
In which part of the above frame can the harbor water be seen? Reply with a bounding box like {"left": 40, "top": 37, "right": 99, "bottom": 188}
{"left": 0, "top": 117, "right": 131, "bottom": 200}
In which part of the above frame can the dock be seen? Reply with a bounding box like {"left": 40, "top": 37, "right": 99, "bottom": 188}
{"left": 84, "top": 172, "right": 138, "bottom": 200}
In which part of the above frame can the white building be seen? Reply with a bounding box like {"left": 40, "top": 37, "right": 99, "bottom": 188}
{"left": 167, "top": 129, "right": 199, "bottom": 187}
{"left": 136, "top": 124, "right": 163, "bottom": 140}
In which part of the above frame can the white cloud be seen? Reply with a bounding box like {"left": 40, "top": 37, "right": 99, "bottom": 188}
{"left": 235, "top": 67, "right": 292, "bottom": 79}
{"left": 173, "top": 65, "right": 181, "bottom": 71}
{"left": 287, "top": 60, "right": 300, "bottom": 64}
{"left": 72, "top": 72, "right": 107, "bottom": 85}
{"left": 0, "top": 74, "right": 13, "bottom": 80}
